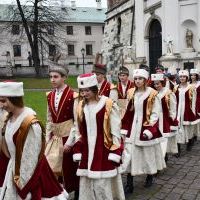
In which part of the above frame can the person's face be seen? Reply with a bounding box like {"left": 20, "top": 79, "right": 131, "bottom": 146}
{"left": 179, "top": 75, "right": 187, "bottom": 83}
{"left": 81, "top": 88, "right": 96, "bottom": 100}
{"left": 134, "top": 76, "right": 146, "bottom": 88}
{"left": 191, "top": 74, "right": 197, "bottom": 82}
{"left": 154, "top": 81, "right": 163, "bottom": 91}
{"left": 156, "top": 69, "right": 164, "bottom": 74}
{"left": 95, "top": 73, "right": 105, "bottom": 83}
{"left": 0, "top": 97, "right": 14, "bottom": 113}
{"left": 119, "top": 73, "right": 129, "bottom": 84}
{"left": 49, "top": 72, "right": 66, "bottom": 89}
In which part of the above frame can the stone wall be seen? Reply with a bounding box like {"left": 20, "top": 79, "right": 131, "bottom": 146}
{"left": 101, "top": 0, "right": 136, "bottom": 79}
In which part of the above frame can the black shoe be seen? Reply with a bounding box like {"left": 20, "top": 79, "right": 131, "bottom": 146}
{"left": 175, "top": 144, "right": 181, "bottom": 157}
{"left": 144, "top": 175, "right": 154, "bottom": 188}
{"left": 194, "top": 136, "right": 197, "bottom": 142}
{"left": 186, "top": 139, "right": 193, "bottom": 151}
{"left": 165, "top": 153, "right": 168, "bottom": 163}
{"left": 125, "top": 173, "right": 134, "bottom": 194}
{"left": 74, "top": 190, "right": 79, "bottom": 200}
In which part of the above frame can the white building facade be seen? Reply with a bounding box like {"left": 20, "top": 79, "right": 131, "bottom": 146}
{"left": 102, "top": 0, "right": 200, "bottom": 76}
{"left": 0, "top": 2, "right": 106, "bottom": 76}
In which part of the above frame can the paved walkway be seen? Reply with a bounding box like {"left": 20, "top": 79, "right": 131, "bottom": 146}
{"left": 127, "top": 141, "right": 200, "bottom": 200}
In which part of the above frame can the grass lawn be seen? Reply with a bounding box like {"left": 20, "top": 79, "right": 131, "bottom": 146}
{"left": 1, "top": 76, "right": 78, "bottom": 124}
{"left": 0, "top": 76, "right": 78, "bottom": 89}
{"left": 24, "top": 91, "right": 47, "bottom": 124}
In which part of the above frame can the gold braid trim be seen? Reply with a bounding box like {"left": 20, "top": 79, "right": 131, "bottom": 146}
{"left": 77, "top": 99, "right": 119, "bottom": 151}
{"left": 77, "top": 100, "right": 84, "bottom": 125}
{"left": 14, "top": 115, "right": 45, "bottom": 188}
{"left": 188, "top": 85, "right": 195, "bottom": 109}
{"left": 127, "top": 88, "right": 136, "bottom": 111}
{"left": 165, "top": 90, "right": 172, "bottom": 110}
{"left": 103, "top": 99, "right": 119, "bottom": 151}
{"left": 143, "top": 90, "right": 158, "bottom": 126}
{"left": 173, "top": 85, "right": 179, "bottom": 93}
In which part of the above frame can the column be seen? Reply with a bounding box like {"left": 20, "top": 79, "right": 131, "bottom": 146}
{"left": 162, "top": 0, "right": 179, "bottom": 54}
{"left": 135, "top": 0, "right": 145, "bottom": 59}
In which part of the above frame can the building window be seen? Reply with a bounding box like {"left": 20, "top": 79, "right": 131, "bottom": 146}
{"left": 12, "top": 25, "right": 20, "bottom": 35}
{"left": 117, "top": 17, "right": 121, "bottom": 35}
{"left": 49, "top": 45, "right": 56, "bottom": 56}
{"left": 47, "top": 25, "right": 54, "bottom": 35}
{"left": 68, "top": 44, "right": 75, "bottom": 56}
{"left": 13, "top": 45, "right": 21, "bottom": 57}
{"left": 67, "top": 26, "right": 73, "bottom": 35}
{"left": 102, "top": 26, "right": 104, "bottom": 34}
{"left": 86, "top": 44, "right": 93, "bottom": 55}
{"left": 85, "top": 26, "right": 91, "bottom": 35}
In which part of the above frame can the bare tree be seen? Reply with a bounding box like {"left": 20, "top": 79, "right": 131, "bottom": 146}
{"left": 3, "top": 0, "right": 68, "bottom": 76}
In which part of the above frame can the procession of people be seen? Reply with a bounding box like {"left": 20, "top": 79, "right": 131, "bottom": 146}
{"left": 0, "top": 62, "right": 200, "bottom": 200}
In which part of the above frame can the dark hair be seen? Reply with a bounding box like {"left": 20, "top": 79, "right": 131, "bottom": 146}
{"left": 7, "top": 97, "right": 24, "bottom": 108}
{"left": 189, "top": 74, "right": 199, "bottom": 83}
{"left": 88, "top": 86, "right": 98, "bottom": 95}
{"left": 139, "top": 64, "right": 149, "bottom": 72}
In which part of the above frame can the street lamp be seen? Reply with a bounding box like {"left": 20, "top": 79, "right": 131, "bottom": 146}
{"left": 81, "top": 48, "right": 85, "bottom": 73}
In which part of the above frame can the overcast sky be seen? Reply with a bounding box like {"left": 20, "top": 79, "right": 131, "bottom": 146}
{"left": 0, "top": 0, "right": 107, "bottom": 7}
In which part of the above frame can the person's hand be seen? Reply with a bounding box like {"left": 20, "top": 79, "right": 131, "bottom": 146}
{"left": 64, "top": 145, "right": 72, "bottom": 153}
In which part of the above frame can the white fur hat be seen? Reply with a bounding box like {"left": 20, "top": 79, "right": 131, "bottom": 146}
{"left": 168, "top": 68, "right": 177, "bottom": 76}
{"left": 151, "top": 73, "right": 164, "bottom": 81}
{"left": 133, "top": 69, "right": 149, "bottom": 80}
{"left": 178, "top": 70, "right": 189, "bottom": 77}
{"left": 0, "top": 82, "right": 24, "bottom": 97}
{"left": 190, "top": 68, "right": 199, "bottom": 75}
{"left": 77, "top": 73, "right": 98, "bottom": 89}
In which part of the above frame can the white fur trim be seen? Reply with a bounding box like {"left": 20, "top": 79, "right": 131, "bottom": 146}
{"left": 143, "top": 129, "right": 153, "bottom": 140}
{"left": 151, "top": 74, "right": 164, "bottom": 81}
{"left": 183, "top": 118, "right": 200, "bottom": 125}
{"left": 77, "top": 168, "right": 117, "bottom": 179}
{"left": 179, "top": 70, "right": 189, "bottom": 77}
{"left": 133, "top": 69, "right": 149, "bottom": 79}
{"left": 190, "top": 68, "right": 199, "bottom": 74}
{"left": 120, "top": 129, "right": 128, "bottom": 136}
{"left": 77, "top": 73, "right": 98, "bottom": 89}
{"left": 108, "top": 153, "right": 121, "bottom": 163}
{"left": 42, "top": 190, "right": 69, "bottom": 199}
{"left": 0, "top": 82, "right": 24, "bottom": 96}
{"left": 73, "top": 153, "right": 82, "bottom": 162}
{"left": 162, "top": 131, "right": 177, "bottom": 138}
{"left": 25, "top": 193, "right": 32, "bottom": 200}
{"left": 170, "top": 126, "right": 178, "bottom": 131}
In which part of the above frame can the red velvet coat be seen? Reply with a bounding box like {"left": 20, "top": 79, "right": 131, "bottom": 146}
{"left": 121, "top": 87, "right": 162, "bottom": 146}
{"left": 117, "top": 80, "right": 134, "bottom": 99}
{"left": 47, "top": 86, "right": 75, "bottom": 123}
{"left": 73, "top": 99, "right": 121, "bottom": 178}
{"left": 47, "top": 86, "right": 79, "bottom": 192}
{"left": 0, "top": 151, "right": 9, "bottom": 187}
{"left": 159, "top": 93, "right": 179, "bottom": 137}
{"left": 10, "top": 129, "right": 65, "bottom": 199}
{"left": 99, "top": 80, "right": 112, "bottom": 97}
{"left": 195, "top": 83, "right": 200, "bottom": 116}
{"left": 174, "top": 85, "right": 199, "bottom": 125}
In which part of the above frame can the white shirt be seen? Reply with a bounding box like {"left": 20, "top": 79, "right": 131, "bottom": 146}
{"left": 54, "top": 85, "right": 66, "bottom": 112}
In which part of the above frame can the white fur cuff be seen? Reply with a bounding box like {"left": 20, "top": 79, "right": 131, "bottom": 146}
{"left": 25, "top": 193, "right": 32, "bottom": 200}
{"left": 108, "top": 153, "right": 121, "bottom": 163}
{"left": 143, "top": 130, "right": 153, "bottom": 140}
{"left": 120, "top": 129, "right": 128, "bottom": 136}
{"left": 73, "top": 153, "right": 82, "bottom": 162}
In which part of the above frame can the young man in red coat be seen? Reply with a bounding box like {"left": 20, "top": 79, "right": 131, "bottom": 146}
{"left": 117, "top": 66, "right": 134, "bottom": 118}
{"left": 45, "top": 66, "right": 79, "bottom": 199}
{"left": 92, "top": 64, "right": 118, "bottom": 101}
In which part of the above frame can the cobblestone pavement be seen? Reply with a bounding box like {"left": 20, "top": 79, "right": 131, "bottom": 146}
{"left": 126, "top": 140, "right": 200, "bottom": 200}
